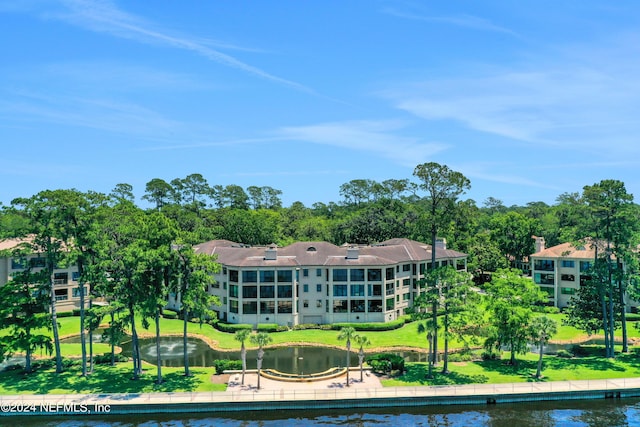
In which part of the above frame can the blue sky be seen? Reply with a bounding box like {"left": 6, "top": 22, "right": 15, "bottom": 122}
{"left": 2, "top": 1, "right": 640, "bottom": 208}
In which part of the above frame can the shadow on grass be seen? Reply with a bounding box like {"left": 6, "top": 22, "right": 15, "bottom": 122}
{"left": 0, "top": 363, "right": 204, "bottom": 395}
{"left": 393, "top": 364, "right": 489, "bottom": 386}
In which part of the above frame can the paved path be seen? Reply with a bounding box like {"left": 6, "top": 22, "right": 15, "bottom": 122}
{"left": 2, "top": 375, "right": 640, "bottom": 416}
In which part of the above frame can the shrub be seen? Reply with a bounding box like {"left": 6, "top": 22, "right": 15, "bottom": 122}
{"left": 448, "top": 349, "right": 474, "bottom": 362}
{"left": 213, "top": 359, "right": 242, "bottom": 374}
{"left": 556, "top": 349, "right": 573, "bottom": 358}
{"left": 625, "top": 313, "right": 640, "bottom": 322}
{"left": 293, "top": 323, "right": 322, "bottom": 330}
{"left": 215, "top": 323, "right": 253, "bottom": 333}
{"left": 331, "top": 319, "right": 405, "bottom": 331}
{"left": 94, "top": 353, "right": 129, "bottom": 364}
{"left": 481, "top": 350, "right": 501, "bottom": 361}
{"left": 57, "top": 311, "right": 74, "bottom": 318}
{"left": 570, "top": 345, "right": 590, "bottom": 357}
{"left": 256, "top": 323, "right": 284, "bottom": 333}
{"left": 162, "top": 309, "right": 178, "bottom": 320}
{"left": 72, "top": 308, "right": 82, "bottom": 317}
{"left": 366, "top": 353, "right": 405, "bottom": 373}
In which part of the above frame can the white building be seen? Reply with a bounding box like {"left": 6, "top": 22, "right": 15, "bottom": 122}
{"left": 171, "top": 238, "right": 467, "bottom": 326}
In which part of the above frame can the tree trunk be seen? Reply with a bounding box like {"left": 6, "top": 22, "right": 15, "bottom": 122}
{"left": 431, "top": 225, "right": 438, "bottom": 367}
{"left": 110, "top": 311, "right": 116, "bottom": 367}
{"left": 359, "top": 348, "right": 365, "bottom": 382}
{"left": 155, "top": 308, "right": 162, "bottom": 384}
{"left": 345, "top": 341, "right": 351, "bottom": 387}
{"left": 536, "top": 339, "right": 544, "bottom": 379}
{"left": 442, "top": 304, "right": 449, "bottom": 374}
{"left": 257, "top": 348, "right": 264, "bottom": 390}
{"left": 78, "top": 262, "right": 87, "bottom": 377}
{"left": 130, "top": 309, "right": 141, "bottom": 379}
{"left": 183, "top": 310, "right": 190, "bottom": 377}
{"left": 241, "top": 345, "right": 246, "bottom": 385}
{"left": 618, "top": 270, "right": 628, "bottom": 353}
{"left": 25, "top": 343, "right": 32, "bottom": 374}
{"left": 49, "top": 265, "right": 63, "bottom": 374}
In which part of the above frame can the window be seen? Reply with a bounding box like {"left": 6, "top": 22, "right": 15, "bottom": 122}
{"left": 260, "top": 301, "right": 275, "bottom": 314}
{"left": 350, "top": 284, "right": 365, "bottom": 297}
{"left": 561, "top": 260, "right": 575, "bottom": 268}
{"left": 580, "top": 261, "right": 592, "bottom": 272}
{"left": 223, "top": 267, "right": 227, "bottom": 274}
{"left": 53, "top": 272, "right": 68, "bottom": 285}
{"left": 72, "top": 287, "right": 84, "bottom": 298}
{"left": 277, "top": 270, "right": 292, "bottom": 283}
{"left": 350, "top": 269, "right": 365, "bottom": 281}
{"left": 54, "top": 289, "right": 68, "bottom": 301}
{"left": 230, "top": 300, "right": 239, "bottom": 313}
{"left": 223, "top": 282, "right": 227, "bottom": 290}
{"left": 561, "top": 287, "right": 576, "bottom": 295}
{"left": 350, "top": 300, "right": 365, "bottom": 313}
{"left": 333, "top": 300, "right": 348, "bottom": 313}
{"left": 11, "top": 259, "right": 24, "bottom": 269}
{"left": 30, "top": 257, "right": 46, "bottom": 268}
{"left": 316, "top": 268, "right": 322, "bottom": 277}
{"left": 212, "top": 281, "right": 220, "bottom": 289}
{"left": 403, "top": 278, "right": 410, "bottom": 287}
{"left": 386, "top": 298, "right": 394, "bottom": 311}
{"left": 386, "top": 283, "right": 394, "bottom": 296}
{"left": 229, "top": 284, "right": 238, "bottom": 298}
{"left": 260, "top": 270, "right": 275, "bottom": 283}
{"left": 534, "top": 273, "right": 554, "bottom": 285}
{"left": 539, "top": 286, "right": 554, "bottom": 297}
{"left": 229, "top": 270, "right": 238, "bottom": 282}
{"left": 403, "top": 293, "right": 411, "bottom": 301}
{"left": 403, "top": 264, "right": 411, "bottom": 272}
{"left": 243, "top": 301, "right": 258, "bottom": 314}
{"left": 561, "top": 274, "right": 575, "bottom": 282}
{"left": 277, "top": 285, "right": 292, "bottom": 298}
{"left": 223, "top": 297, "right": 227, "bottom": 305}
{"left": 242, "top": 271, "right": 257, "bottom": 283}
{"left": 326, "top": 300, "right": 329, "bottom": 313}
{"left": 72, "top": 271, "right": 80, "bottom": 282}
{"left": 242, "top": 286, "right": 257, "bottom": 299}
{"left": 368, "top": 284, "right": 382, "bottom": 296}
{"left": 316, "top": 284, "right": 322, "bottom": 292}
{"left": 278, "top": 301, "right": 292, "bottom": 313}
{"left": 333, "top": 284, "right": 348, "bottom": 297}
{"left": 420, "top": 263, "right": 426, "bottom": 274}
{"left": 534, "top": 260, "right": 554, "bottom": 271}
{"left": 303, "top": 269, "right": 309, "bottom": 277}
{"left": 302, "top": 299, "right": 309, "bottom": 308}
{"left": 333, "top": 269, "right": 347, "bottom": 282}
{"left": 303, "top": 284, "right": 309, "bottom": 293}
{"left": 386, "top": 268, "right": 394, "bottom": 280}
{"left": 316, "top": 300, "right": 322, "bottom": 308}
{"left": 367, "top": 269, "right": 382, "bottom": 282}
{"left": 368, "top": 300, "right": 382, "bottom": 312}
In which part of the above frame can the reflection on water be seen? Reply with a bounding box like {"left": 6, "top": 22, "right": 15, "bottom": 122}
{"left": 9, "top": 398, "right": 640, "bottom": 426}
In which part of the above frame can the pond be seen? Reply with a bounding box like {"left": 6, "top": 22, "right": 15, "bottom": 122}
{"left": 115, "top": 336, "right": 427, "bottom": 374}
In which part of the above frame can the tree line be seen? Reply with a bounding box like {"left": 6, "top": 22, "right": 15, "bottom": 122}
{"left": 0, "top": 163, "right": 639, "bottom": 381}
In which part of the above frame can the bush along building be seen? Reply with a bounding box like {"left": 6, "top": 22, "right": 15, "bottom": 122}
{"left": 529, "top": 236, "right": 639, "bottom": 311}
{"left": 168, "top": 238, "right": 467, "bottom": 327}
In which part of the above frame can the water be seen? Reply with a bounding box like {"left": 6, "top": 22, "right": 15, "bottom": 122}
{"left": 7, "top": 398, "right": 640, "bottom": 426}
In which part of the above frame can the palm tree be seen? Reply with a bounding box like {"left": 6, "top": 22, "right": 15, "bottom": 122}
{"left": 234, "top": 329, "right": 251, "bottom": 385}
{"left": 417, "top": 320, "right": 435, "bottom": 378}
{"left": 337, "top": 327, "right": 358, "bottom": 387}
{"left": 354, "top": 335, "right": 371, "bottom": 382}
{"left": 529, "top": 316, "right": 558, "bottom": 379}
{"left": 249, "top": 332, "right": 272, "bottom": 390}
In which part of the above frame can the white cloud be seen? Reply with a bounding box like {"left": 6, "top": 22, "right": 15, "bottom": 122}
{"left": 276, "top": 120, "right": 449, "bottom": 166}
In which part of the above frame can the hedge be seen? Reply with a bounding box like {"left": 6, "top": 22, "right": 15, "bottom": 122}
{"left": 256, "top": 323, "right": 288, "bottom": 332}
{"left": 331, "top": 318, "right": 406, "bottom": 331}
{"left": 162, "top": 309, "right": 179, "bottom": 320}
{"left": 213, "top": 359, "right": 242, "bottom": 374}
{"left": 215, "top": 323, "right": 253, "bottom": 333}
{"left": 365, "top": 353, "right": 405, "bottom": 373}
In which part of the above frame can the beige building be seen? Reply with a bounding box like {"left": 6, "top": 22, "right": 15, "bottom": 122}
{"left": 170, "top": 238, "right": 467, "bottom": 326}
{"left": 529, "top": 236, "right": 638, "bottom": 310}
{"left": 0, "top": 237, "right": 83, "bottom": 313}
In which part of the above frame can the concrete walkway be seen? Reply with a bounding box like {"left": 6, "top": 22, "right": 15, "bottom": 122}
{"left": 2, "top": 375, "right": 640, "bottom": 416}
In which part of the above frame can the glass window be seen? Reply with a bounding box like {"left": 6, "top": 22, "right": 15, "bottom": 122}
{"left": 534, "top": 273, "right": 554, "bottom": 285}
{"left": 303, "top": 284, "right": 309, "bottom": 293}
{"left": 367, "top": 300, "right": 382, "bottom": 312}
{"left": 230, "top": 300, "right": 238, "bottom": 313}
{"left": 561, "top": 274, "right": 575, "bottom": 282}
{"left": 403, "top": 264, "right": 411, "bottom": 272}
{"left": 260, "top": 301, "right": 275, "bottom": 314}
{"left": 403, "top": 278, "right": 410, "bottom": 287}
{"left": 30, "top": 257, "right": 46, "bottom": 268}
{"left": 243, "top": 301, "right": 257, "bottom": 314}
{"left": 333, "top": 269, "right": 347, "bottom": 282}
{"left": 278, "top": 301, "right": 292, "bottom": 313}
{"left": 386, "top": 283, "right": 394, "bottom": 295}
{"left": 242, "top": 271, "right": 257, "bottom": 283}
{"left": 277, "top": 285, "right": 292, "bottom": 298}
{"left": 368, "top": 284, "right": 382, "bottom": 296}
{"left": 72, "top": 271, "right": 80, "bottom": 282}
{"left": 403, "top": 293, "right": 411, "bottom": 301}
{"left": 350, "top": 300, "right": 365, "bottom": 313}
{"left": 303, "top": 299, "right": 309, "bottom": 308}
{"left": 54, "top": 289, "right": 68, "bottom": 301}
{"left": 260, "top": 285, "right": 274, "bottom": 298}
{"left": 229, "top": 284, "right": 238, "bottom": 298}
{"left": 260, "top": 270, "right": 275, "bottom": 283}
{"left": 277, "top": 270, "right": 293, "bottom": 283}
{"left": 72, "top": 287, "right": 84, "bottom": 298}
{"left": 11, "top": 258, "right": 24, "bottom": 269}
{"left": 386, "top": 268, "right": 394, "bottom": 280}
{"left": 316, "top": 300, "right": 322, "bottom": 308}
{"left": 350, "top": 284, "right": 365, "bottom": 297}
{"left": 534, "top": 260, "right": 554, "bottom": 271}
{"left": 561, "top": 260, "right": 575, "bottom": 268}
{"left": 333, "top": 284, "right": 348, "bottom": 297}
{"left": 561, "top": 287, "right": 576, "bottom": 295}
{"left": 350, "top": 269, "right": 365, "bottom": 281}
{"left": 386, "top": 298, "right": 394, "bottom": 311}
{"left": 54, "top": 272, "right": 68, "bottom": 285}
{"left": 242, "top": 286, "right": 257, "bottom": 299}
{"left": 333, "top": 300, "right": 348, "bottom": 313}
{"left": 580, "top": 261, "right": 592, "bottom": 272}
{"left": 316, "top": 284, "right": 322, "bottom": 292}
{"left": 539, "top": 286, "right": 554, "bottom": 297}
{"left": 367, "top": 269, "right": 382, "bottom": 282}
{"left": 229, "top": 270, "right": 238, "bottom": 282}
{"left": 303, "top": 269, "right": 309, "bottom": 277}
{"left": 316, "top": 268, "right": 322, "bottom": 277}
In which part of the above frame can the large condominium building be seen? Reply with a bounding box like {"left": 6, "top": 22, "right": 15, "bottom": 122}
{"left": 529, "top": 236, "right": 638, "bottom": 310}
{"left": 0, "top": 237, "right": 82, "bottom": 313}
{"left": 170, "top": 238, "right": 467, "bottom": 326}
